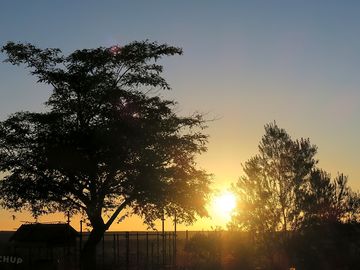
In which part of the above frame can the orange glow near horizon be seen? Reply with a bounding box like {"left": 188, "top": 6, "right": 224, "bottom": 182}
{"left": 207, "top": 191, "right": 237, "bottom": 229}
{"left": 0, "top": 187, "right": 239, "bottom": 232}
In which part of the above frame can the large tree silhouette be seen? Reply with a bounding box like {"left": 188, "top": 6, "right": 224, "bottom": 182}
{"left": 0, "top": 41, "right": 211, "bottom": 268}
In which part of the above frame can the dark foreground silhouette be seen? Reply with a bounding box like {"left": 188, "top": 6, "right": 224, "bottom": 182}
{"left": 1, "top": 225, "right": 359, "bottom": 270}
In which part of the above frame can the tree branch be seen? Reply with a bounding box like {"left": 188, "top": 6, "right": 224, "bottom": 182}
{"left": 104, "top": 198, "right": 131, "bottom": 230}
{"left": 62, "top": 195, "right": 87, "bottom": 211}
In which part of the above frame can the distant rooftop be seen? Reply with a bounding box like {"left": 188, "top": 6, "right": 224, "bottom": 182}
{"left": 10, "top": 223, "right": 78, "bottom": 246}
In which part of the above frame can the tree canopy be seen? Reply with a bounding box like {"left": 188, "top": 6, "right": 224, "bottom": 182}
{"left": 231, "top": 122, "right": 359, "bottom": 233}
{"left": 0, "top": 41, "right": 211, "bottom": 266}
{"left": 230, "top": 122, "right": 360, "bottom": 268}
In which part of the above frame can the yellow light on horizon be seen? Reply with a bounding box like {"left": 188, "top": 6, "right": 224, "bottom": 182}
{"left": 209, "top": 191, "right": 237, "bottom": 227}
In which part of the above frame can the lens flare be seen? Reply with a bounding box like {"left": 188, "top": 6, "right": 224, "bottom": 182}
{"left": 210, "top": 191, "right": 237, "bottom": 226}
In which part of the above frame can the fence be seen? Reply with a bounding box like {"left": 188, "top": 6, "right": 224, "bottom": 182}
{"left": 1, "top": 230, "right": 225, "bottom": 270}
{"left": 82, "top": 231, "right": 177, "bottom": 269}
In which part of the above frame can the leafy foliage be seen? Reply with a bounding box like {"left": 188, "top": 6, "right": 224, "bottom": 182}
{"left": 301, "top": 170, "right": 360, "bottom": 225}
{"left": 231, "top": 122, "right": 318, "bottom": 233}
{"left": 230, "top": 122, "right": 360, "bottom": 268}
{"left": 0, "top": 41, "right": 211, "bottom": 236}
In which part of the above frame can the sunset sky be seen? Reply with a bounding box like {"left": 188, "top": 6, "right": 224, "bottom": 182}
{"left": 1, "top": 0, "right": 360, "bottom": 231}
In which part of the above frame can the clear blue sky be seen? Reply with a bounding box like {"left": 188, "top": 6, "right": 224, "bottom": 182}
{"left": 1, "top": 0, "right": 360, "bottom": 230}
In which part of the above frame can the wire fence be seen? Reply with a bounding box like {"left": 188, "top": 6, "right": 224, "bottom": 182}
{"left": 2, "top": 231, "right": 178, "bottom": 270}
{"left": 3, "top": 230, "right": 223, "bottom": 270}
{"left": 85, "top": 231, "right": 177, "bottom": 269}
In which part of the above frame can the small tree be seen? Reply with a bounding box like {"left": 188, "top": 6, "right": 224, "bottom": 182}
{"left": 230, "top": 122, "right": 318, "bottom": 267}
{"left": 231, "top": 122, "right": 360, "bottom": 268}
{"left": 301, "top": 169, "right": 360, "bottom": 226}
{"left": 0, "top": 41, "right": 211, "bottom": 268}
{"left": 231, "top": 122, "right": 317, "bottom": 234}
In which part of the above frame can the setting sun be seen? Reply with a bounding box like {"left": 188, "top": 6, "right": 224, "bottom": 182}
{"left": 209, "top": 191, "right": 237, "bottom": 226}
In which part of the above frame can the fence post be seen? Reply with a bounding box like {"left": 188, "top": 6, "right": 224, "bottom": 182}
{"left": 79, "top": 220, "right": 83, "bottom": 269}
{"left": 102, "top": 235, "right": 105, "bottom": 268}
{"left": 113, "top": 234, "right": 116, "bottom": 265}
{"left": 157, "top": 232, "right": 160, "bottom": 265}
{"left": 162, "top": 210, "right": 165, "bottom": 266}
{"left": 117, "top": 234, "right": 120, "bottom": 264}
{"left": 163, "top": 232, "right": 167, "bottom": 266}
{"left": 173, "top": 213, "right": 177, "bottom": 267}
{"left": 168, "top": 233, "right": 172, "bottom": 265}
{"left": 136, "top": 232, "right": 139, "bottom": 266}
{"left": 151, "top": 241, "right": 154, "bottom": 267}
{"left": 125, "top": 232, "right": 129, "bottom": 269}
{"left": 146, "top": 232, "right": 149, "bottom": 268}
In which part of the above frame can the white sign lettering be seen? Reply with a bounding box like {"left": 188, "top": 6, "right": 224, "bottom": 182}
{"left": 0, "top": 256, "right": 23, "bottom": 264}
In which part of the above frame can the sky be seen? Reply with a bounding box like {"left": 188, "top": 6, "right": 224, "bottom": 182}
{"left": 0, "top": 0, "right": 360, "bottom": 231}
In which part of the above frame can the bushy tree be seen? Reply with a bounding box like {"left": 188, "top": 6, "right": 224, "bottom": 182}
{"left": 0, "top": 41, "right": 211, "bottom": 268}
{"left": 231, "top": 122, "right": 360, "bottom": 268}
{"left": 302, "top": 170, "right": 360, "bottom": 226}
{"left": 231, "top": 122, "right": 317, "bottom": 234}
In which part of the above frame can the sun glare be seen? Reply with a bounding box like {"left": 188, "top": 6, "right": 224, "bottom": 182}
{"left": 210, "top": 191, "right": 237, "bottom": 226}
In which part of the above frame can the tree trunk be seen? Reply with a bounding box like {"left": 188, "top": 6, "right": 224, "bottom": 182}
{"left": 81, "top": 226, "right": 105, "bottom": 270}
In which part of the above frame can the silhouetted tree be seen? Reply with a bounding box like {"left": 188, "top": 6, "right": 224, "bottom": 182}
{"left": 0, "top": 41, "right": 211, "bottom": 269}
{"left": 230, "top": 122, "right": 360, "bottom": 268}
{"left": 301, "top": 169, "right": 360, "bottom": 226}
{"left": 231, "top": 122, "right": 317, "bottom": 234}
